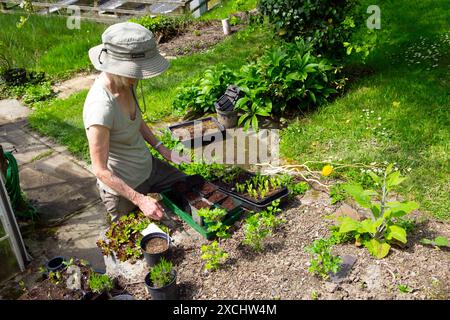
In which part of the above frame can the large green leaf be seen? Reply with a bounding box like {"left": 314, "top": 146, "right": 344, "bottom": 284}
{"left": 339, "top": 216, "right": 360, "bottom": 233}
{"left": 434, "top": 236, "right": 449, "bottom": 247}
{"left": 343, "top": 184, "right": 376, "bottom": 208}
{"left": 364, "top": 239, "right": 391, "bottom": 259}
{"left": 387, "top": 201, "right": 419, "bottom": 217}
{"left": 386, "top": 171, "right": 407, "bottom": 189}
{"left": 386, "top": 225, "right": 407, "bottom": 244}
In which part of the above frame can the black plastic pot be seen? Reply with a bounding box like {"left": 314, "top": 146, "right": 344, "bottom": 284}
{"left": 144, "top": 270, "right": 178, "bottom": 300}
{"left": 140, "top": 232, "right": 171, "bottom": 267}
{"left": 45, "top": 256, "right": 67, "bottom": 274}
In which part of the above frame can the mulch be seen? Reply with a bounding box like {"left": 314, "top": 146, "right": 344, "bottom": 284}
{"left": 124, "top": 189, "right": 449, "bottom": 300}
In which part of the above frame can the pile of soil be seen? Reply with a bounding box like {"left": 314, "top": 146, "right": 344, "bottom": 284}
{"left": 159, "top": 21, "right": 241, "bottom": 57}
{"left": 125, "top": 189, "right": 449, "bottom": 300}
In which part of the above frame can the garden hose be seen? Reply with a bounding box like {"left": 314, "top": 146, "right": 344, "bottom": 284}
{"left": 4, "top": 151, "right": 38, "bottom": 219}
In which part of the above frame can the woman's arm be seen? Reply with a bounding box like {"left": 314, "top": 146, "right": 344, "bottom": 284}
{"left": 139, "top": 120, "right": 191, "bottom": 164}
{"left": 87, "top": 124, "right": 164, "bottom": 220}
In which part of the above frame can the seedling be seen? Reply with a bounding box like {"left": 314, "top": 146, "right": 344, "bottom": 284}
{"left": 198, "top": 207, "right": 230, "bottom": 239}
{"left": 420, "top": 236, "right": 448, "bottom": 248}
{"left": 242, "top": 201, "right": 284, "bottom": 251}
{"left": 200, "top": 240, "right": 228, "bottom": 271}
{"left": 306, "top": 238, "right": 342, "bottom": 280}
{"left": 397, "top": 284, "right": 413, "bottom": 293}
{"left": 48, "top": 271, "right": 62, "bottom": 285}
{"left": 150, "top": 258, "right": 174, "bottom": 288}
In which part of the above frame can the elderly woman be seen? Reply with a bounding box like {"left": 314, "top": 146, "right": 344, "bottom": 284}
{"left": 83, "top": 22, "right": 190, "bottom": 223}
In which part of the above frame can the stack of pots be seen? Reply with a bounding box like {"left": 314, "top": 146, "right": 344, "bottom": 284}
{"left": 141, "top": 232, "right": 178, "bottom": 300}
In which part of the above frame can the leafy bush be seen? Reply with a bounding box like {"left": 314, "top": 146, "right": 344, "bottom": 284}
{"left": 200, "top": 240, "right": 229, "bottom": 271}
{"left": 96, "top": 212, "right": 150, "bottom": 262}
{"left": 173, "top": 65, "right": 237, "bottom": 114}
{"left": 334, "top": 164, "right": 419, "bottom": 258}
{"left": 22, "top": 81, "right": 53, "bottom": 104}
{"left": 236, "top": 39, "right": 340, "bottom": 130}
{"left": 129, "top": 15, "right": 192, "bottom": 43}
{"left": 173, "top": 40, "right": 342, "bottom": 131}
{"left": 306, "top": 237, "right": 342, "bottom": 280}
{"left": 258, "top": 0, "right": 359, "bottom": 56}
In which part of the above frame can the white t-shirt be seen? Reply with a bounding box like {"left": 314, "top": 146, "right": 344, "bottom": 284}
{"left": 83, "top": 78, "right": 152, "bottom": 195}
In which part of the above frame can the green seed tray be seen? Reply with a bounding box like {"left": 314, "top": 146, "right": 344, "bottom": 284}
{"left": 161, "top": 191, "right": 245, "bottom": 240}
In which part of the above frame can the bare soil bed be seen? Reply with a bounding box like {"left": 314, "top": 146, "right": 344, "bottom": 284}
{"left": 159, "top": 21, "right": 241, "bottom": 57}
{"left": 125, "top": 189, "right": 449, "bottom": 300}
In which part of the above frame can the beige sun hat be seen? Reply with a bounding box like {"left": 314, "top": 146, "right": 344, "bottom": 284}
{"left": 88, "top": 22, "right": 169, "bottom": 79}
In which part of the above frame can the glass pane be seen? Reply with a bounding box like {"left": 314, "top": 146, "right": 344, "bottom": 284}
{"left": 0, "top": 239, "right": 20, "bottom": 283}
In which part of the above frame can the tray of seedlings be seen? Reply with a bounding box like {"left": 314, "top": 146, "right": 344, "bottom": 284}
{"left": 212, "top": 167, "right": 289, "bottom": 212}
{"left": 161, "top": 175, "right": 244, "bottom": 239}
{"left": 168, "top": 117, "right": 225, "bottom": 147}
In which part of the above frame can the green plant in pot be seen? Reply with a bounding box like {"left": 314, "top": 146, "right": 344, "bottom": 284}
{"left": 87, "top": 272, "right": 114, "bottom": 299}
{"left": 144, "top": 258, "right": 177, "bottom": 300}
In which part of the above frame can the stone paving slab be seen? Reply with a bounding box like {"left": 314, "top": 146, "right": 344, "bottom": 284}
{"left": 0, "top": 120, "right": 54, "bottom": 165}
{"left": 0, "top": 99, "right": 30, "bottom": 126}
{"left": 19, "top": 153, "right": 99, "bottom": 225}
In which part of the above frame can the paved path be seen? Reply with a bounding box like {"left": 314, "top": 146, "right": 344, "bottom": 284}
{"left": 0, "top": 99, "right": 106, "bottom": 271}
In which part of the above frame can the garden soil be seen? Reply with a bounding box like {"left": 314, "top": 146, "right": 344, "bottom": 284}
{"left": 123, "top": 189, "right": 450, "bottom": 300}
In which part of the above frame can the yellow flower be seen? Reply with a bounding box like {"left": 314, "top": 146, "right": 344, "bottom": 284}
{"left": 321, "top": 165, "right": 333, "bottom": 177}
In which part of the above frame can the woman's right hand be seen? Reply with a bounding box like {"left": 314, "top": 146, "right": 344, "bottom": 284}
{"left": 135, "top": 194, "right": 164, "bottom": 220}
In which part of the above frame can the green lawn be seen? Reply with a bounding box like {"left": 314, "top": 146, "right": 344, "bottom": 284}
{"left": 0, "top": 13, "right": 106, "bottom": 78}
{"left": 200, "top": 0, "right": 258, "bottom": 20}
{"left": 280, "top": 0, "right": 450, "bottom": 220}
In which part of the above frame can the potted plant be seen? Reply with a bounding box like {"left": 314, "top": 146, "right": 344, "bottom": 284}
{"left": 144, "top": 258, "right": 177, "bottom": 300}
{"left": 86, "top": 272, "right": 114, "bottom": 300}
{"left": 140, "top": 232, "right": 171, "bottom": 267}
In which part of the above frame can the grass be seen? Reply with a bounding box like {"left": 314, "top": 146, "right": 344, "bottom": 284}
{"left": 280, "top": 0, "right": 450, "bottom": 220}
{"left": 29, "top": 26, "right": 273, "bottom": 161}
{"left": 200, "top": 0, "right": 258, "bottom": 20}
{"left": 0, "top": 13, "right": 106, "bottom": 78}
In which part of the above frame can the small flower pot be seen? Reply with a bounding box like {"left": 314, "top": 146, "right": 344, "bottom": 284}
{"left": 45, "top": 256, "right": 67, "bottom": 274}
{"left": 140, "top": 232, "right": 171, "bottom": 267}
{"left": 144, "top": 270, "right": 178, "bottom": 300}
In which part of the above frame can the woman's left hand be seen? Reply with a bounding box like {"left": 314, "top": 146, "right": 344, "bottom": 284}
{"left": 158, "top": 146, "right": 191, "bottom": 165}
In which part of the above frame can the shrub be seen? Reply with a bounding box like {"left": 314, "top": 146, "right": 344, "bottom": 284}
{"left": 173, "top": 40, "right": 343, "bottom": 131}
{"left": 235, "top": 39, "right": 340, "bottom": 131}
{"left": 258, "top": 0, "right": 359, "bottom": 56}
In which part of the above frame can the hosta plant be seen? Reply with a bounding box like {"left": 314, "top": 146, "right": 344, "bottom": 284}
{"left": 335, "top": 164, "right": 419, "bottom": 258}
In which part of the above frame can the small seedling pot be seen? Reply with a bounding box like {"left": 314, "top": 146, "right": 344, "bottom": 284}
{"left": 45, "top": 256, "right": 67, "bottom": 274}
{"left": 140, "top": 232, "right": 171, "bottom": 267}
{"left": 144, "top": 270, "right": 178, "bottom": 300}
{"left": 189, "top": 199, "right": 213, "bottom": 226}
